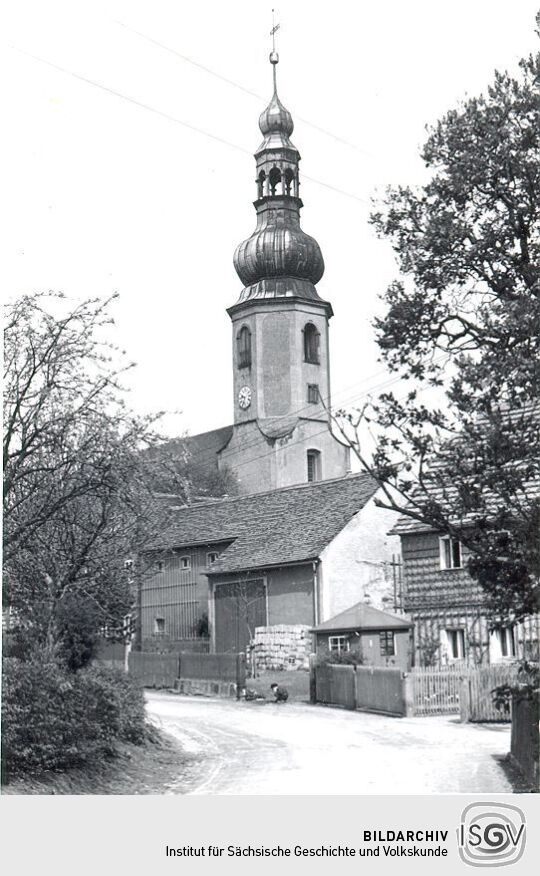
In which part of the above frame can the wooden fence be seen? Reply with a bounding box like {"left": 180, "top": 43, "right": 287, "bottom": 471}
{"left": 312, "top": 663, "right": 410, "bottom": 717}
{"left": 127, "top": 650, "right": 246, "bottom": 692}
{"left": 460, "top": 664, "right": 519, "bottom": 723}
{"left": 311, "top": 659, "right": 521, "bottom": 721}
{"left": 179, "top": 652, "right": 242, "bottom": 683}
{"left": 129, "top": 651, "right": 179, "bottom": 688}
{"left": 411, "top": 666, "right": 462, "bottom": 716}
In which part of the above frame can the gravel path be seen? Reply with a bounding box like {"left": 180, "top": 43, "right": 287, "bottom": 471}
{"left": 146, "top": 691, "right": 513, "bottom": 795}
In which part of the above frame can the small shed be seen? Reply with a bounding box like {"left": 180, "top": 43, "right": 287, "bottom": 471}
{"left": 311, "top": 602, "right": 413, "bottom": 671}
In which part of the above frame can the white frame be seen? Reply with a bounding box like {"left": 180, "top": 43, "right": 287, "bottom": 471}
{"left": 329, "top": 635, "right": 349, "bottom": 653}
{"left": 439, "top": 535, "right": 462, "bottom": 570}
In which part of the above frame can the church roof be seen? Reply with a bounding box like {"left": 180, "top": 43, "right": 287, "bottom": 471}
{"left": 184, "top": 424, "right": 233, "bottom": 463}
{"left": 311, "top": 602, "right": 412, "bottom": 633}
{"left": 149, "top": 472, "right": 379, "bottom": 575}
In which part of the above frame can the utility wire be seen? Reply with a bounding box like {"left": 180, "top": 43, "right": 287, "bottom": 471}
{"left": 172, "top": 356, "right": 450, "bottom": 473}
{"left": 114, "top": 19, "right": 376, "bottom": 157}
{"left": 9, "top": 44, "right": 369, "bottom": 205}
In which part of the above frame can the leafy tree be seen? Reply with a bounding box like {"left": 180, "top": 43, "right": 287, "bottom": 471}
{"left": 3, "top": 293, "right": 176, "bottom": 664}
{"left": 336, "top": 49, "right": 539, "bottom": 623}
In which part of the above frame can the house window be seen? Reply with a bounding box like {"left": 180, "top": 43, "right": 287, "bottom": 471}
{"left": 207, "top": 552, "right": 218, "bottom": 565}
{"left": 329, "top": 635, "right": 349, "bottom": 653}
{"left": 180, "top": 556, "right": 191, "bottom": 571}
{"left": 237, "top": 326, "right": 252, "bottom": 369}
{"left": 124, "top": 558, "right": 133, "bottom": 570}
{"left": 446, "top": 628, "right": 465, "bottom": 660}
{"left": 303, "top": 323, "right": 320, "bottom": 364}
{"left": 379, "top": 631, "right": 395, "bottom": 656}
{"left": 490, "top": 626, "right": 516, "bottom": 661}
{"left": 156, "top": 560, "right": 164, "bottom": 572}
{"left": 307, "top": 383, "right": 319, "bottom": 404}
{"left": 307, "top": 449, "right": 321, "bottom": 483}
{"left": 440, "top": 536, "right": 462, "bottom": 570}
{"left": 154, "top": 617, "right": 165, "bottom": 636}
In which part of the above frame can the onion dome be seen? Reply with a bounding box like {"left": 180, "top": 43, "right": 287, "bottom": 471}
{"left": 232, "top": 51, "right": 326, "bottom": 306}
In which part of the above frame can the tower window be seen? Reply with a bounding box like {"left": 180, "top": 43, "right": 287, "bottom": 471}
{"left": 303, "top": 323, "right": 320, "bottom": 364}
{"left": 237, "top": 325, "right": 252, "bottom": 369}
{"left": 284, "top": 168, "right": 295, "bottom": 196}
{"left": 307, "top": 449, "right": 321, "bottom": 483}
{"left": 307, "top": 383, "right": 319, "bottom": 404}
{"left": 269, "top": 166, "right": 281, "bottom": 195}
{"left": 257, "top": 170, "right": 266, "bottom": 199}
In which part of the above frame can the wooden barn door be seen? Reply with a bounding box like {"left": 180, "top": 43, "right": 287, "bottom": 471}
{"left": 214, "top": 579, "right": 266, "bottom": 653}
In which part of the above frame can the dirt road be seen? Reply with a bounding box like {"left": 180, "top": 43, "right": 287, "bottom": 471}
{"left": 146, "top": 691, "right": 513, "bottom": 795}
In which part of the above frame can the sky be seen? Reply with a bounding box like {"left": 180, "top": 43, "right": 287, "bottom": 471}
{"left": 3, "top": 0, "right": 539, "bottom": 438}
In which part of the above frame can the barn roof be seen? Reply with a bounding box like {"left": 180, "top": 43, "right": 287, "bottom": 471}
{"left": 149, "top": 473, "right": 379, "bottom": 575}
{"left": 311, "top": 602, "right": 412, "bottom": 633}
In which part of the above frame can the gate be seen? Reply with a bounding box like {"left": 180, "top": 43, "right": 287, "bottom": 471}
{"left": 411, "top": 666, "right": 463, "bottom": 716}
{"left": 214, "top": 579, "right": 266, "bottom": 653}
{"left": 461, "top": 665, "right": 518, "bottom": 722}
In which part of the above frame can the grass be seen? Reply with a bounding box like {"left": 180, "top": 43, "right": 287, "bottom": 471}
{"left": 1, "top": 730, "right": 194, "bottom": 795}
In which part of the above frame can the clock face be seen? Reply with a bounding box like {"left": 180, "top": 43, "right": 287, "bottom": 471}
{"left": 238, "top": 385, "right": 252, "bottom": 410}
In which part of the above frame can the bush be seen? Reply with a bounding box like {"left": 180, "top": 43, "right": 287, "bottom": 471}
{"left": 1, "top": 657, "right": 148, "bottom": 780}
{"left": 316, "top": 650, "right": 363, "bottom": 667}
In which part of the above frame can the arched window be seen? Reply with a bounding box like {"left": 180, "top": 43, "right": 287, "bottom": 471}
{"left": 303, "top": 323, "right": 320, "bottom": 364}
{"left": 237, "top": 325, "right": 252, "bottom": 369}
{"left": 284, "top": 168, "right": 295, "bottom": 196}
{"left": 257, "top": 170, "right": 266, "bottom": 199}
{"left": 269, "top": 166, "right": 281, "bottom": 196}
{"left": 307, "top": 449, "right": 321, "bottom": 483}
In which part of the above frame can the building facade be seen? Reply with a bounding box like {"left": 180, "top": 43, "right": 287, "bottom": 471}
{"left": 395, "top": 522, "right": 539, "bottom": 668}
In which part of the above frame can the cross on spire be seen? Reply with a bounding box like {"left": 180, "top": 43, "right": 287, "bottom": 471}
{"left": 270, "top": 9, "right": 280, "bottom": 53}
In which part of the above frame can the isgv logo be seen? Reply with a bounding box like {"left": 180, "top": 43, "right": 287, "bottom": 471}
{"left": 458, "top": 802, "right": 526, "bottom": 867}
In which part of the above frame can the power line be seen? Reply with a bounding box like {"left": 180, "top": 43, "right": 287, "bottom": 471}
{"left": 9, "top": 44, "right": 369, "bottom": 206}
{"left": 113, "top": 19, "right": 376, "bottom": 158}
{"left": 176, "top": 356, "right": 450, "bottom": 473}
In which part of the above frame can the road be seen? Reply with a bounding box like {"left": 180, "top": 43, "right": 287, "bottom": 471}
{"left": 146, "top": 691, "right": 513, "bottom": 795}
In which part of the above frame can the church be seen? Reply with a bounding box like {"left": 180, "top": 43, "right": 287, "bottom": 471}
{"left": 140, "top": 49, "right": 402, "bottom": 657}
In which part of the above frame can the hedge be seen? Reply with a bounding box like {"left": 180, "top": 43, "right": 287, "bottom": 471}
{"left": 2, "top": 657, "right": 148, "bottom": 779}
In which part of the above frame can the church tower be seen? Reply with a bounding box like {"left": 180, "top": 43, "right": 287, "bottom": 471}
{"left": 219, "top": 49, "right": 350, "bottom": 494}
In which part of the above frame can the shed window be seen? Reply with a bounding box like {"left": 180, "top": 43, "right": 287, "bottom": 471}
{"left": 154, "top": 617, "right": 165, "bottom": 636}
{"left": 303, "top": 323, "right": 320, "bottom": 364}
{"left": 207, "top": 552, "right": 218, "bottom": 565}
{"left": 180, "top": 556, "right": 191, "bottom": 571}
{"left": 307, "top": 449, "right": 321, "bottom": 483}
{"left": 379, "top": 631, "right": 395, "bottom": 656}
{"left": 329, "top": 635, "right": 349, "bottom": 653}
{"left": 440, "top": 536, "right": 462, "bottom": 570}
{"left": 237, "top": 326, "right": 252, "bottom": 369}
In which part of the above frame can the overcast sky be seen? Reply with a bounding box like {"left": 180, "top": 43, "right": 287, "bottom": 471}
{"left": 3, "top": 0, "right": 539, "bottom": 438}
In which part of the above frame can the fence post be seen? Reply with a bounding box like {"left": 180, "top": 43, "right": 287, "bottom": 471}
{"left": 236, "top": 652, "right": 246, "bottom": 699}
{"left": 309, "top": 653, "right": 317, "bottom": 704}
{"left": 459, "top": 677, "right": 470, "bottom": 722}
{"left": 402, "top": 673, "right": 414, "bottom": 717}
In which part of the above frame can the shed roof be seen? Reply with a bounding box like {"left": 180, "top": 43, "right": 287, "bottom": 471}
{"left": 311, "top": 602, "right": 412, "bottom": 632}
{"left": 149, "top": 473, "right": 379, "bottom": 575}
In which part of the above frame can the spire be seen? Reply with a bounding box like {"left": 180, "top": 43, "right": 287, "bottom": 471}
{"left": 231, "top": 29, "right": 327, "bottom": 310}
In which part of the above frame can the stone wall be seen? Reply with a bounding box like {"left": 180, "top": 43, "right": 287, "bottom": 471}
{"left": 253, "top": 624, "right": 312, "bottom": 671}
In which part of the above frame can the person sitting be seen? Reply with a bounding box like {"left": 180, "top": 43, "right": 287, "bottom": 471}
{"left": 270, "top": 682, "right": 289, "bottom": 703}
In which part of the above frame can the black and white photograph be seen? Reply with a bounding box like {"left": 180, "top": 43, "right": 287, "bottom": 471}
{"left": 2, "top": 0, "right": 539, "bottom": 869}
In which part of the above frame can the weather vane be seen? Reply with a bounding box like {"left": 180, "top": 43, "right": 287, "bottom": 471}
{"left": 270, "top": 8, "right": 280, "bottom": 57}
